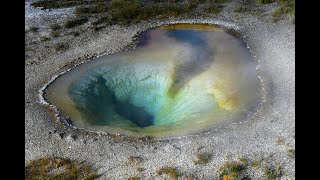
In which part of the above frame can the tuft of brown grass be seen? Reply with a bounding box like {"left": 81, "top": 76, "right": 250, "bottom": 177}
{"left": 128, "top": 156, "right": 143, "bottom": 164}
{"left": 65, "top": 17, "right": 88, "bottom": 28}
{"left": 127, "top": 176, "right": 140, "bottom": 180}
{"left": 193, "top": 153, "right": 211, "bottom": 165}
{"left": 25, "top": 157, "right": 100, "bottom": 180}
{"left": 50, "top": 23, "right": 62, "bottom": 31}
{"left": 218, "top": 160, "right": 247, "bottom": 180}
{"left": 30, "top": 26, "right": 39, "bottom": 32}
{"left": 157, "top": 167, "right": 179, "bottom": 180}
{"left": 264, "top": 164, "right": 282, "bottom": 180}
{"left": 53, "top": 43, "right": 69, "bottom": 52}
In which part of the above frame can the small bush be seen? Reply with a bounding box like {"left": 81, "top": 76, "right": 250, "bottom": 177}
{"left": 92, "top": 16, "right": 113, "bottom": 26}
{"left": 127, "top": 177, "right": 140, "bottom": 180}
{"left": 156, "top": 167, "right": 179, "bottom": 180}
{"left": 53, "top": 43, "right": 69, "bottom": 51}
{"left": 65, "top": 17, "right": 88, "bottom": 28}
{"left": 109, "top": 0, "right": 143, "bottom": 25}
{"left": 137, "top": 167, "right": 145, "bottom": 172}
{"left": 51, "top": 30, "right": 60, "bottom": 37}
{"left": 203, "top": 4, "right": 222, "bottom": 14}
{"left": 31, "top": 0, "right": 84, "bottom": 9}
{"left": 218, "top": 161, "right": 247, "bottom": 180}
{"left": 75, "top": 3, "right": 108, "bottom": 15}
{"left": 272, "top": 0, "right": 295, "bottom": 21}
{"left": 71, "top": 31, "right": 80, "bottom": 37}
{"left": 40, "top": 36, "right": 50, "bottom": 42}
{"left": 193, "top": 153, "right": 211, "bottom": 165}
{"left": 265, "top": 164, "right": 282, "bottom": 180}
{"left": 50, "top": 23, "right": 61, "bottom": 31}
{"left": 256, "top": 0, "right": 276, "bottom": 4}
{"left": 30, "top": 26, "right": 39, "bottom": 32}
{"left": 234, "top": 6, "right": 250, "bottom": 13}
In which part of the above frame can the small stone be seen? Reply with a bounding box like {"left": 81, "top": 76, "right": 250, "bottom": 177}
{"left": 59, "top": 133, "right": 66, "bottom": 139}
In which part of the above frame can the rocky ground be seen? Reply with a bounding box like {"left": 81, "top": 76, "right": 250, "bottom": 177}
{"left": 25, "top": 0, "right": 295, "bottom": 179}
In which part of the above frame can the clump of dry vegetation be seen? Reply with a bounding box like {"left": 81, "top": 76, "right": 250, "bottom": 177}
{"left": 25, "top": 157, "right": 100, "bottom": 180}
{"left": 127, "top": 176, "right": 140, "bottom": 180}
{"left": 218, "top": 159, "right": 249, "bottom": 180}
{"left": 157, "top": 167, "right": 179, "bottom": 180}
{"left": 53, "top": 43, "right": 69, "bottom": 51}
{"left": 264, "top": 164, "right": 283, "bottom": 180}
{"left": 193, "top": 152, "right": 211, "bottom": 165}
{"left": 65, "top": 17, "right": 89, "bottom": 28}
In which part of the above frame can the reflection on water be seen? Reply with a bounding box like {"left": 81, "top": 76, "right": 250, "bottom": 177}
{"left": 44, "top": 24, "right": 260, "bottom": 138}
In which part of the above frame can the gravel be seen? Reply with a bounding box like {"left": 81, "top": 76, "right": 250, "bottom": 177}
{"left": 25, "top": 0, "right": 295, "bottom": 179}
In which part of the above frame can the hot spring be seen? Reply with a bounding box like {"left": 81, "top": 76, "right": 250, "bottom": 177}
{"left": 44, "top": 24, "right": 260, "bottom": 139}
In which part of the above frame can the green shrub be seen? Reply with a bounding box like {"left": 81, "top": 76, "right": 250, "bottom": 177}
{"left": 156, "top": 167, "right": 179, "bottom": 180}
{"left": 65, "top": 17, "right": 88, "bottom": 28}
{"left": 30, "top": 26, "right": 39, "bottom": 32}
{"left": 75, "top": 3, "right": 108, "bottom": 15}
{"left": 256, "top": 0, "right": 276, "bottom": 4}
{"left": 92, "top": 16, "right": 113, "bottom": 26}
{"left": 51, "top": 30, "right": 60, "bottom": 37}
{"left": 53, "top": 43, "right": 69, "bottom": 51}
{"left": 109, "top": 0, "right": 143, "bottom": 25}
{"left": 31, "top": 0, "right": 84, "bottom": 9}
{"left": 265, "top": 164, "right": 282, "bottom": 180}
{"left": 72, "top": 31, "right": 80, "bottom": 37}
{"left": 40, "top": 36, "right": 50, "bottom": 42}
{"left": 50, "top": 23, "right": 61, "bottom": 31}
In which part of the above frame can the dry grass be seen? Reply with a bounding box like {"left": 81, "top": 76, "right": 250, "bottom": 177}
{"left": 53, "top": 43, "right": 69, "bottom": 52}
{"left": 157, "top": 167, "right": 179, "bottom": 180}
{"left": 218, "top": 160, "right": 248, "bottom": 180}
{"left": 25, "top": 157, "right": 100, "bottom": 180}
{"left": 193, "top": 153, "right": 211, "bottom": 165}
{"left": 264, "top": 164, "right": 282, "bottom": 180}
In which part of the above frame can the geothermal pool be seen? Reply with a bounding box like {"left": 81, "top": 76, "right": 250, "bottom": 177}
{"left": 44, "top": 24, "right": 260, "bottom": 138}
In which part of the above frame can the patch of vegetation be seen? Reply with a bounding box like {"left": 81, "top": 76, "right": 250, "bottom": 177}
{"left": 30, "top": 26, "right": 39, "bottom": 32}
{"left": 65, "top": 17, "right": 89, "bottom": 28}
{"left": 272, "top": 0, "right": 295, "bottom": 21}
{"left": 264, "top": 164, "right": 282, "bottom": 180}
{"left": 193, "top": 153, "right": 211, "bottom": 165}
{"left": 234, "top": 6, "right": 250, "bottom": 13}
{"left": 157, "top": 167, "right": 179, "bottom": 180}
{"left": 31, "top": 0, "right": 84, "bottom": 9}
{"left": 75, "top": 2, "right": 108, "bottom": 15}
{"left": 81, "top": 0, "right": 224, "bottom": 26}
{"left": 256, "top": 0, "right": 276, "bottom": 4}
{"left": 128, "top": 156, "right": 142, "bottom": 164}
{"left": 92, "top": 16, "right": 112, "bottom": 26}
{"left": 71, "top": 31, "right": 80, "bottom": 37}
{"left": 53, "top": 43, "right": 69, "bottom": 51}
{"left": 276, "top": 136, "right": 285, "bottom": 145}
{"left": 251, "top": 160, "right": 260, "bottom": 169}
{"left": 50, "top": 23, "right": 62, "bottom": 31}
{"left": 218, "top": 160, "right": 248, "bottom": 180}
{"left": 128, "top": 177, "right": 140, "bottom": 180}
{"left": 25, "top": 157, "right": 100, "bottom": 180}
{"left": 40, "top": 36, "right": 50, "bottom": 42}
{"left": 287, "top": 148, "right": 295, "bottom": 158}
{"left": 137, "top": 167, "right": 145, "bottom": 172}
{"left": 51, "top": 30, "right": 60, "bottom": 37}
{"left": 203, "top": 4, "right": 222, "bottom": 14}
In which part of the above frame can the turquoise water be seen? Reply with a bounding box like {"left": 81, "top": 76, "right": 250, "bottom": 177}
{"left": 44, "top": 24, "right": 259, "bottom": 138}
